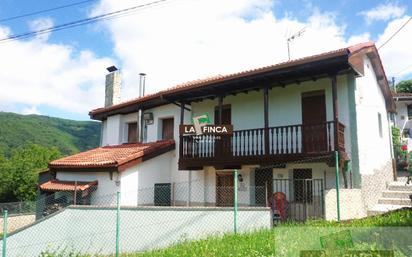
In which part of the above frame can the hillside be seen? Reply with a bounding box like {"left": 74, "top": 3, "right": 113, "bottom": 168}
{"left": 0, "top": 112, "right": 100, "bottom": 156}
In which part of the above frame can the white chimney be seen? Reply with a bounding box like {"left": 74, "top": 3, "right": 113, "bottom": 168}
{"left": 105, "top": 66, "right": 121, "bottom": 107}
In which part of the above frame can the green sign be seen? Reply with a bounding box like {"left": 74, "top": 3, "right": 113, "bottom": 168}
{"left": 320, "top": 230, "right": 354, "bottom": 250}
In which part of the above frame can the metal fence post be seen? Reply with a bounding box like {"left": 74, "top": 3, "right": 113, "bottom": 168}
{"left": 2, "top": 210, "right": 8, "bottom": 257}
{"left": 116, "top": 192, "right": 120, "bottom": 257}
{"left": 335, "top": 151, "right": 341, "bottom": 221}
{"left": 234, "top": 169, "right": 238, "bottom": 234}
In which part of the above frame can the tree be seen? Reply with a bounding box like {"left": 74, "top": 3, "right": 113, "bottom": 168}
{"left": 0, "top": 144, "right": 61, "bottom": 202}
{"left": 396, "top": 79, "right": 412, "bottom": 93}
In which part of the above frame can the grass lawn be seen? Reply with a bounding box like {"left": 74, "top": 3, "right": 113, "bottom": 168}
{"left": 25, "top": 208, "right": 412, "bottom": 257}
{"left": 122, "top": 207, "right": 412, "bottom": 257}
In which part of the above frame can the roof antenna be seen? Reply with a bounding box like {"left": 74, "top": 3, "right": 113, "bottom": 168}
{"left": 287, "top": 27, "right": 306, "bottom": 61}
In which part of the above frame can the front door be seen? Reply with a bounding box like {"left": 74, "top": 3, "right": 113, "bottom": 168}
{"left": 254, "top": 168, "right": 273, "bottom": 206}
{"left": 214, "top": 105, "right": 232, "bottom": 156}
{"left": 216, "top": 173, "right": 234, "bottom": 206}
{"left": 301, "top": 91, "right": 327, "bottom": 153}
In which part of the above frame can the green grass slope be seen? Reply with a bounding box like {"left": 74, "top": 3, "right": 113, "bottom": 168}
{"left": 0, "top": 112, "right": 100, "bottom": 156}
{"left": 132, "top": 208, "right": 412, "bottom": 257}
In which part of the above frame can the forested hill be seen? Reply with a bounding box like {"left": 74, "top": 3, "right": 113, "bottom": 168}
{"left": 0, "top": 112, "right": 100, "bottom": 157}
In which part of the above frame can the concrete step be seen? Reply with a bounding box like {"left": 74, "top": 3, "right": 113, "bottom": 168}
{"left": 367, "top": 204, "right": 406, "bottom": 216}
{"left": 382, "top": 190, "right": 412, "bottom": 199}
{"left": 378, "top": 197, "right": 412, "bottom": 206}
{"left": 388, "top": 181, "right": 412, "bottom": 191}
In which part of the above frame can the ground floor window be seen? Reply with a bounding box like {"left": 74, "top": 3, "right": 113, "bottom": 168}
{"left": 293, "top": 169, "right": 313, "bottom": 203}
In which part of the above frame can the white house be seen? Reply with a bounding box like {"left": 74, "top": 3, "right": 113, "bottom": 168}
{"left": 39, "top": 41, "right": 398, "bottom": 221}
{"left": 392, "top": 92, "right": 412, "bottom": 148}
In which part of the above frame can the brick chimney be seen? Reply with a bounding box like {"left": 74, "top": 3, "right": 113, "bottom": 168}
{"left": 105, "top": 66, "right": 121, "bottom": 107}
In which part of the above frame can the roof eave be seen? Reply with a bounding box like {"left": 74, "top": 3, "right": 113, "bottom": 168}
{"left": 89, "top": 51, "right": 351, "bottom": 120}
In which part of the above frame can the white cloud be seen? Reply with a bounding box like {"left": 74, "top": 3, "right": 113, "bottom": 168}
{"left": 359, "top": 2, "right": 406, "bottom": 24}
{"left": 376, "top": 16, "right": 412, "bottom": 78}
{"left": 28, "top": 17, "right": 54, "bottom": 41}
{"left": 91, "top": 0, "right": 371, "bottom": 101}
{"left": 0, "top": 23, "right": 113, "bottom": 116}
{"left": 21, "top": 106, "right": 41, "bottom": 115}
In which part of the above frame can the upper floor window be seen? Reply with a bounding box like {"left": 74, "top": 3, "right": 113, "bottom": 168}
{"left": 128, "top": 123, "right": 138, "bottom": 143}
{"left": 161, "top": 118, "right": 174, "bottom": 140}
{"left": 378, "top": 113, "right": 383, "bottom": 138}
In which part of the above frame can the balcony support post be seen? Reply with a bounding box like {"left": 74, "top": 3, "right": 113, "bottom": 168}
{"left": 216, "top": 96, "right": 224, "bottom": 157}
{"left": 263, "top": 87, "right": 269, "bottom": 155}
{"left": 179, "top": 101, "right": 185, "bottom": 158}
{"left": 217, "top": 95, "right": 223, "bottom": 125}
{"left": 331, "top": 74, "right": 339, "bottom": 151}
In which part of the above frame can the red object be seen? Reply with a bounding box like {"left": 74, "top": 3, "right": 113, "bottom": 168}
{"left": 401, "top": 145, "right": 408, "bottom": 151}
{"left": 270, "top": 192, "right": 287, "bottom": 220}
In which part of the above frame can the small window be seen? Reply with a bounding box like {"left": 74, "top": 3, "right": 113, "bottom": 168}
{"left": 127, "top": 123, "right": 138, "bottom": 143}
{"left": 162, "top": 118, "right": 174, "bottom": 140}
{"left": 378, "top": 113, "right": 383, "bottom": 138}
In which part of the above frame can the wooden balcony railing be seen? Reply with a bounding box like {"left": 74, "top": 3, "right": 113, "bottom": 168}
{"left": 180, "top": 121, "right": 345, "bottom": 160}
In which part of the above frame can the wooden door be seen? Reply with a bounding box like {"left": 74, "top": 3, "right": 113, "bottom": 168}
{"left": 162, "top": 118, "right": 174, "bottom": 140}
{"left": 214, "top": 105, "right": 232, "bottom": 156}
{"left": 301, "top": 92, "right": 327, "bottom": 153}
{"left": 216, "top": 173, "right": 234, "bottom": 206}
{"left": 254, "top": 168, "right": 273, "bottom": 206}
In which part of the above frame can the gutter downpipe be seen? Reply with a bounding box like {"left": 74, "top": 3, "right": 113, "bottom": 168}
{"left": 138, "top": 73, "right": 146, "bottom": 142}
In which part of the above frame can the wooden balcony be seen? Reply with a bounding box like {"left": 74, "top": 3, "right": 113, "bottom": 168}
{"left": 178, "top": 121, "right": 345, "bottom": 170}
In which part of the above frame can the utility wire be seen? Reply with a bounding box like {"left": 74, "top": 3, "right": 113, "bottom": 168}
{"left": 0, "top": 0, "right": 97, "bottom": 23}
{"left": 392, "top": 63, "right": 412, "bottom": 77}
{"left": 0, "top": 0, "right": 170, "bottom": 44}
{"left": 378, "top": 16, "right": 412, "bottom": 50}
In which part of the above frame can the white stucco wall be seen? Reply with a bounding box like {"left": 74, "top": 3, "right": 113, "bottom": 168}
{"left": 354, "top": 57, "right": 393, "bottom": 175}
{"left": 56, "top": 171, "right": 119, "bottom": 205}
{"left": 104, "top": 114, "right": 122, "bottom": 145}
{"left": 101, "top": 120, "right": 108, "bottom": 146}
{"left": 137, "top": 152, "right": 173, "bottom": 205}
{"left": 325, "top": 189, "right": 366, "bottom": 221}
{"left": 143, "top": 104, "right": 191, "bottom": 184}
{"left": 120, "top": 166, "right": 138, "bottom": 206}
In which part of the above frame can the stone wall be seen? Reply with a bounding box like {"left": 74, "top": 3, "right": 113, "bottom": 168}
{"left": 325, "top": 189, "right": 366, "bottom": 221}
{"left": 360, "top": 160, "right": 394, "bottom": 210}
{"left": 0, "top": 213, "right": 35, "bottom": 234}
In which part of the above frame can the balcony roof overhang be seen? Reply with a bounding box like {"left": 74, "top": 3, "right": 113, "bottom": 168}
{"left": 89, "top": 42, "right": 395, "bottom": 121}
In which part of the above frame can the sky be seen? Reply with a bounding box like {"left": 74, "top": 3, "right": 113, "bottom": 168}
{"left": 0, "top": 0, "right": 411, "bottom": 120}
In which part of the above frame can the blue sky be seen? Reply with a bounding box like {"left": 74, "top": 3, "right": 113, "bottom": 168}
{"left": 0, "top": 0, "right": 411, "bottom": 120}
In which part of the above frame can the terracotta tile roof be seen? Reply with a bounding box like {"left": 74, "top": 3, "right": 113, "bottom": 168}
{"left": 393, "top": 92, "right": 412, "bottom": 97}
{"left": 49, "top": 140, "right": 175, "bottom": 170}
{"left": 40, "top": 180, "right": 98, "bottom": 191}
{"left": 89, "top": 42, "right": 378, "bottom": 119}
